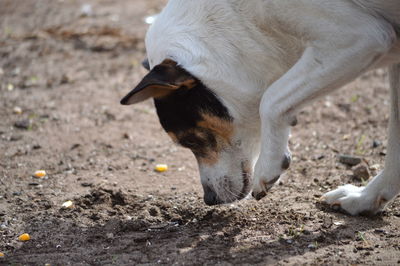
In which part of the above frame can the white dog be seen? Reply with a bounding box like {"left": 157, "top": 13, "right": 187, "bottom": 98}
{"left": 121, "top": 0, "right": 400, "bottom": 215}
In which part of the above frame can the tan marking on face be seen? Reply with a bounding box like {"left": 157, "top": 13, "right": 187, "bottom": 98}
{"left": 167, "top": 132, "right": 178, "bottom": 143}
{"left": 168, "top": 114, "right": 233, "bottom": 167}
{"left": 171, "top": 128, "right": 220, "bottom": 166}
{"left": 197, "top": 113, "right": 234, "bottom": 143}
{"left": 180, "top": 78, "right": 197, "bottom": 89}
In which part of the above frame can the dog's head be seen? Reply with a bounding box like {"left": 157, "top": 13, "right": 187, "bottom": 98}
{"left": 121, "top": 59, "right": 258, "bottom": 205}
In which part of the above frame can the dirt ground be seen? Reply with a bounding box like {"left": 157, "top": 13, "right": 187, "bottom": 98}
{"left": 1, "top": 0, "right": 400, "bottom": 265}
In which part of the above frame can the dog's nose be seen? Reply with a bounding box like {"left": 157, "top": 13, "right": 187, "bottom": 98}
{"left": 203, "top": 185, "right": 221, "bottom": 206}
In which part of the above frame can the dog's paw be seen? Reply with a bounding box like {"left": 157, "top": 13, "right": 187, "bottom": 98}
{"left": 252, "top": 153, "right": 291, "bottom": 200}
{"left": 252, "top": 175, "right": 281, "bottom": 200}
{"left": 322, "top": 184, "right": 386, "bottom": 216}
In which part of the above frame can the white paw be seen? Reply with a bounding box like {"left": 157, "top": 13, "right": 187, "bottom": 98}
{"left": 322, "top": 184, "right": 385, "bottom": 215}
{"left": 252, "top": 152, "right": 291, "bottom": 200}
{"left": 252, "top": 174, "right": 281, "bottom": 200}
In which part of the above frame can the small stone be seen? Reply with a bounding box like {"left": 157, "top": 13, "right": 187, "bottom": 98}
{"left": 308, "top": 243, "right": 317, "bottom": 249}
{"left": 374, "top": 229, "right": 387, "bottom": 235}
{"left": 370, "top": 164, "right": 381, "bottom": 171}
{"left": 70, "top": 143, "right": 81, "bottom": 150}
{"left": 61, "top": 200, "right": 74, "bottom": 209}
{"left": 338, "top": 154, "right": 362, "bottom": 166}
{"left": 32, "top": 144, "right": 42, "bottom": 150}
{"left": 14, "top": 119, "right": 32, "bottom": 130}
{"left": 80, "top": 4, "right": 93, "bottom": 17}
{"left": 333, "top": 221, "right": 344, "bottom": 226}
{"left": 372, "top": 140, "right": 382, "bottom": 148}
{"left": 9, "top": 134, "right": 23, "bottom": 141}
{"left": 352, "top": 165, "right": 370, "bottom": 181}
{"left": 60, "top": 74, "right": 70, "bottom": 84}
{"left": 149, "top": 207, "right": 160, "bottom": 217}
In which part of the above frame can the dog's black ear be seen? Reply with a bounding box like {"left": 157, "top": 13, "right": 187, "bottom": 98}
{"left": 121, "top": 59, "right": 197, "bottom": 105}
{"left": 142, "top": 58, "right": 150, "bottom": 71}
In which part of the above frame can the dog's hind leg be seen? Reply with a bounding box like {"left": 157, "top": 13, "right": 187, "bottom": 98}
{"left": 323, "top": 63, "right": 400, "bottom": 215}
{"left": 251, "top": 20, "right": 395, "bottom": 201}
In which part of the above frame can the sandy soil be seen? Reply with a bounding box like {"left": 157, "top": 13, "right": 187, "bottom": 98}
{"left": 1, "top": 0, "right": 400, "bottom": 265}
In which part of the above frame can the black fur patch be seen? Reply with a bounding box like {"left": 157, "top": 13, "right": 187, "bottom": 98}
{"left": 154, "top": 74, "right": 232, "bottom": 138}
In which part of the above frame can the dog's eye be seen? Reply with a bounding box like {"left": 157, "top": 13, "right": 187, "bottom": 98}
{"left": 179, "top": 134, "right": 204, "bottom": 149}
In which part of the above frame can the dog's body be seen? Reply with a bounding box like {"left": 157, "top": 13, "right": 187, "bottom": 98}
{"left": 122, "top": 0, "right": 400, "bottom": 215}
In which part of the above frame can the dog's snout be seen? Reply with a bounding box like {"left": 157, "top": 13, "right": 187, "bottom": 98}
{"left": 203, "top": 185, "right": 221, "bottom": 206}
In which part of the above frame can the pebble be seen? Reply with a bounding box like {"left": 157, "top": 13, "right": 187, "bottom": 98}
{"left": 352, "top": 165, "right": 370, "bottom": 181}
{"left": 14, "top": 119, "right": 32, "bottom": 130}
{"left": 9, "top": 134, "right": 23, "bottom": 141}
{"left": 372, "top": 140, "right": 382, "bottom": 148}
{"left": 338, "top": 154, "right": 362, "bottom": 166}
{"left": 374, "top": 229, "right": 387, "bottom": 235}
{"left": 308, "top": 243, "right": 317, "bottom": 249}
{"left": 62, "top": 201, "right": 74, "bottom": 209}
{"left": 32, "top": 144, "right": 42, "bottom": 150}
{"left": 370, "top": 164, "right": 380, "bottom": 171}
{"left": 80, "top": 4, "right": 93, "bottom": 17}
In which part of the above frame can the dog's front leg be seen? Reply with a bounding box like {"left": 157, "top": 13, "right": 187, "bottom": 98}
{"left": 252, "top": 36, "right": 392, "bottom": 200}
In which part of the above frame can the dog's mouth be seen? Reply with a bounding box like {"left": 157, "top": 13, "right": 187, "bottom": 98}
{"left": 203, "top": 161, "right": 252, "bottom": 206}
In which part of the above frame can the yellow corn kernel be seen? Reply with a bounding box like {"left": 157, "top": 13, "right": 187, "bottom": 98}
{"left": 33, "top": 170, "right": 46, "bottom": 178}
{"left": 7, "top": 83, "right": 14, "bottom": 91}
{"left": 155, "top": 164, "right": 168, "bottom": 172}
{"left": 62, "top": 200, "right": 74, "bottom": 209}
{"left": 13, "top": 106, "right": 22, "bottom": 114}
{"left": 18, "top": 233, "right": 30, "bottom": 241}
{"left": 0, "top": 252, "right": 4, "bottom": 257}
